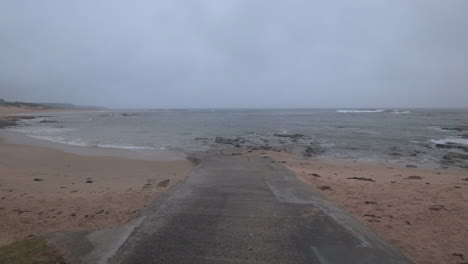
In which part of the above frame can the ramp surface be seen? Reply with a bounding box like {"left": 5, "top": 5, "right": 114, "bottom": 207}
{"left": 111, "top": 155, "right": 412, "bottom": 264}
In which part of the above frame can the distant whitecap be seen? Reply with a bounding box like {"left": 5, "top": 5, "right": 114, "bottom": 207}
{"left": 337, "top": 109, "right": 384, "bottom": 113}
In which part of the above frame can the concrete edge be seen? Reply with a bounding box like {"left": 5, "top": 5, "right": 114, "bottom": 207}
{"left": 42, "top": 158, "right": 201, "bottom": 264}
{"left": 274, "top": 162, "right": 414, "bottom": 262}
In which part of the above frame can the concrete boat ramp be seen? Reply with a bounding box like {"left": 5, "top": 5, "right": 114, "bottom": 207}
{"left": 48, "top": 152, "right": 412, "bottom": 264}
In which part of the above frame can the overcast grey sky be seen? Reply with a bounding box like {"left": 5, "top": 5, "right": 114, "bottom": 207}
{"left": 1, "top": 1, "right": 467, "bottom": 108}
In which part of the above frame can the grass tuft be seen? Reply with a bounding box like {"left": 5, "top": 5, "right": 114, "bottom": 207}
{"left": 0, "top": 238, "right": 67, "bottom": 264}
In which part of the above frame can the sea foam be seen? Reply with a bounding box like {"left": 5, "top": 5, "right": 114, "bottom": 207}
{"left": 8, "top": 126, "right": 163, "bottom": 151}
{"left": 392, "top": 110, "right": 411, "bottom": 114}
{"left": 337, "top": 109, "right": 384, "bottom": 113}
{"left": 430, "top": 137, "right": 468, "bottom": 146}
{"left": 30, "top": 135, "right": 164, "bottom": 150}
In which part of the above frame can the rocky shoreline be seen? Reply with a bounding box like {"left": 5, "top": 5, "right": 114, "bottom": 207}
{"left": 433, "top": 126, "right": 468, "bottom": 169}
{"left": 205, "top": 131, "right": 468, "bottom": 170}
{"left": 2, "top": 113, "right": 468, "bottom": 170}
{"left": 209, "top": 133, "right": 325, "bottom": 158}
{"left": 0, "top": 115, "right": 47, "bottom": 129}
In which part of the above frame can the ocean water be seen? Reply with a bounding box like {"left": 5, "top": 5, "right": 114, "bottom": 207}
{"left": 6, "top": 109, "right": 468, "bottom": 168}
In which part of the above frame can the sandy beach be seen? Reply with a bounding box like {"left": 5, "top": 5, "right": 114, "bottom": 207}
{"left": 0, "top": 140, "right": 194, "bottom": 246}
{"left": 1, "top": 106, "right": 467, "bottom": 263}
{"left": 254, "top": 150, "right": 468, "bottom": 264}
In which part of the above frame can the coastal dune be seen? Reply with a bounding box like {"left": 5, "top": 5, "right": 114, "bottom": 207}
{"left": 0, "top": 141, "right": 193, "bottom": 246}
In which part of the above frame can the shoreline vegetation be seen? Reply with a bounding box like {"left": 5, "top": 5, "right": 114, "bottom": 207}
{"left": 0, "top": 106, "right": 467, "bottom": 264}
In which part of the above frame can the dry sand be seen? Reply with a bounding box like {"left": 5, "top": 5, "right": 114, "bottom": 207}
{"left": 253, "top": 150, "right": 468, "bottom": 264}
{"left": 0, "top": 141, "right": 194, "bottom": 246}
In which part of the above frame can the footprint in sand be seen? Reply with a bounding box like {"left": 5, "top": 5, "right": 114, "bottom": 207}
{"left": 157, "top": 179, "right": 170, "bottom": 187}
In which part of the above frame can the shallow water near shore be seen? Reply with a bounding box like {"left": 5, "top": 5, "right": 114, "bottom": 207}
{"left": 4, "top": 108, "right": 468, "bottom": 168}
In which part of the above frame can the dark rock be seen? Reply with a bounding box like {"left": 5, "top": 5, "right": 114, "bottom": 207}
{"left": 452, "top": 253, "right": 465, "bottom": 261}
{"left": 303, "top": 146, "right": 322, "bottom": 157}
{"left": 364, "top": 201, "right": 377, "bottom": 205}
{"left": 318, "top": 186, "right": 332, "bottom": 191}
{"left": 441, "top": 127, "right": 463, "bottom": 132}
{"left": 309, "top": 173, "right": 321, "bottom": 177}
{"left": 429, "top": 204, "right": 448, "bottom": 211}
{"left": 215, "top": 137, "right": 241, "bottom": 145}
{"left": 461, "top": 134, "right": 468, "bottom": 139}
{"left": 11, "top": 116, "right": 37, "bottom": 120}
{"left": 157, "top": 179, "right": 170, "bottom": 187}
{"left": 39, "top": 120, "right": 59, "bottom": 123}
{"left": 462, "top": 178, "right": 468, "bottom": 181}
{"left": 406, "top": 165, "right": 418, "bottom": 168}
{"left": 85, "top": 180, "right": 93, "bottom": 183}
{"left": 436, "top": 143, "right": 468, "bottom": 152}
{"left": 442, "top": 152, "right": 468, "bottom": 164}
{"left": 363, "top": 214, "right": 381, "bottom": 223}
{"left": 0, "top": 119, "right": 18, "bottom": 129}
{"left": 363, "top": 214, "right": 381, "bottom": 218}
{"left": 347, "top": 177, "right": 375, "bottom": 182}
{"left": 405, "top": 175, "right": 423, "bottom": 180}
{"left": 33, "top": 178, "right": 43, "bottom": 182}
{"left": 273, "top": 133, "right": 306, "bottom": 139}
{"left": 13, "top": 209, "right": 31, "bottom": 214}
{"left": 0, "top": 115, "right": 52, "bottom": 128}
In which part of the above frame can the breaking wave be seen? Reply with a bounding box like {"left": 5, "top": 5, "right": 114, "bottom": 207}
{"left": 8, "top": 126, "right": 164, "bottom": 151}
{"left": 337, "top": 109, "right": 384, "bottom": 113}
{"left": 392, "top": 110, "right": 411, "bottom": 114}
{"left": 430, "top": 137, "right": 468, "bottom": 146}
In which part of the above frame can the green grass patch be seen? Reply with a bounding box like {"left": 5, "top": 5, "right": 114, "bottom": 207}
{"left": 0, "top": 238, "right": 67, "bottom": 264}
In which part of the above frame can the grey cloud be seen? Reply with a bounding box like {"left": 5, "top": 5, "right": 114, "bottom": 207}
{"left": 1, "top": 0, "right": 467, "bottom": 108}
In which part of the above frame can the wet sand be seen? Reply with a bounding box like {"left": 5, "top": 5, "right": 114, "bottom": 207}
{"left": 0, "top": 141, "right": 194, "bottom": 246}
{"left": 255, "top": 150, "right": 468, "bottom": 264}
